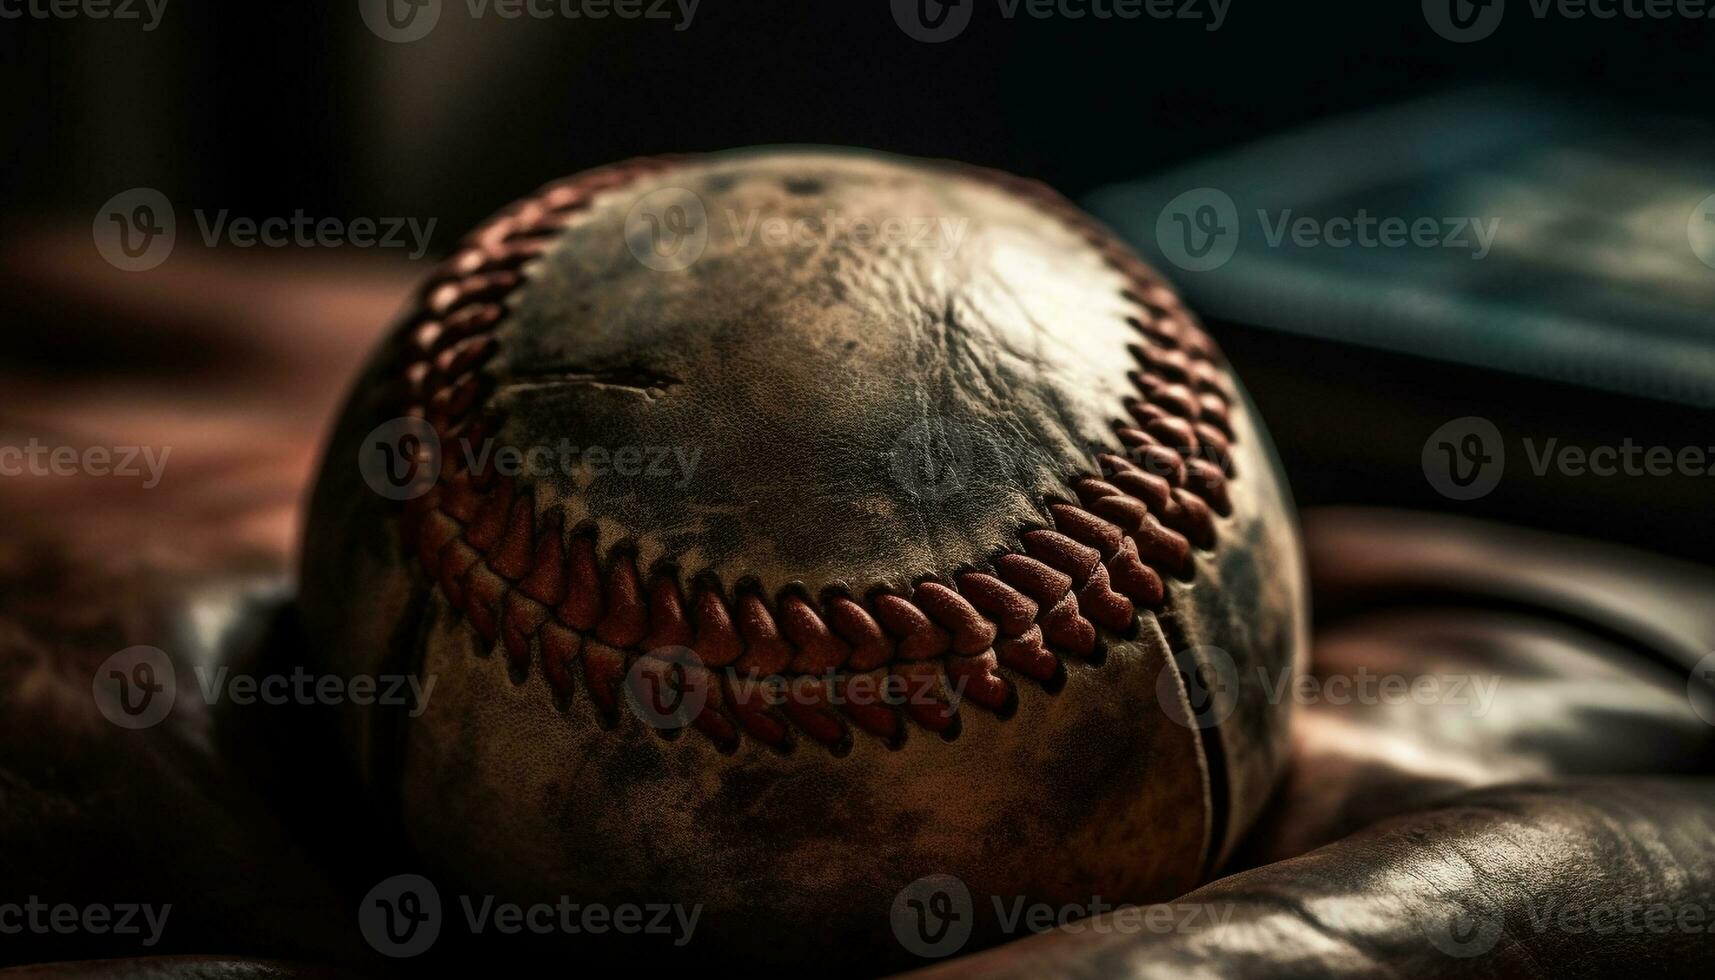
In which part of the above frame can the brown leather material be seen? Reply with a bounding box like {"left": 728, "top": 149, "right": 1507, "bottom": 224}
{"left": 899, "top": 778, "right": 1715, "bottom": 979}
{"left": 0, "top": 246, "right": 410, "bottom": 972}
{"left": 298, "top": 148, "right": 1306, "bottom": 969}
{"left": 1304, "top": 506, "right": 1715, "bottom": 676}
{"left": 0, "top": 574, "right": 353, "bottom": 966}
{"left": 1240, "top": 608, "right": 1715, "bottom": 867}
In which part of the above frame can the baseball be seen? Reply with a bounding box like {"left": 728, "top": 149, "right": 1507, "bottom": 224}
{"left": 300, "top": 148, "right": 1307, "bottom": 970}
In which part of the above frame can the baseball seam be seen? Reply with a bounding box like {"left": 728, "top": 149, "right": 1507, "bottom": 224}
{"left": 392, "top": 156, "right": 1239, "bottom": 756}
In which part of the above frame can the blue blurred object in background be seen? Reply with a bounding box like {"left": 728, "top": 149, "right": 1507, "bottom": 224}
{"left": 1091, "top": 86, "right": 1715, "bottom": 408}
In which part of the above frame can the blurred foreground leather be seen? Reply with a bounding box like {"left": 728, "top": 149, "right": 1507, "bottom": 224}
{"left": 2, "top": 237, "right": 1712, "bottom": 976}
{"left": 0, "top": 237, "right": 412, "bottom": 972}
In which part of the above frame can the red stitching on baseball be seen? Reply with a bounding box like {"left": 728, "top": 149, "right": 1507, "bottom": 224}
{"left": 391, "top": 155, "right": 1239, "bottom": 755}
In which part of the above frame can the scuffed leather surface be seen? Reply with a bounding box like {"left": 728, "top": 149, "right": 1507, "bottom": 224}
{"left": 505, "top": 151, "right": 1143, "bottom": 592}
{"left": 297, "top": 149, "right": 1305, "bottom": 972}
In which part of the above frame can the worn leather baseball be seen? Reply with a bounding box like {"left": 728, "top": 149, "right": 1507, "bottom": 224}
{"left": 299, "top": 149, "right": 1307, "bottom": 969}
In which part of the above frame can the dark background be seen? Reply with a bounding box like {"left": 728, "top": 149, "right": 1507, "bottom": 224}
{"left": 4, "top": 0, "right": 1713, "bottom": 562}
{"left": 8, "top": 2, "right": 1712, "bottom": 233}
